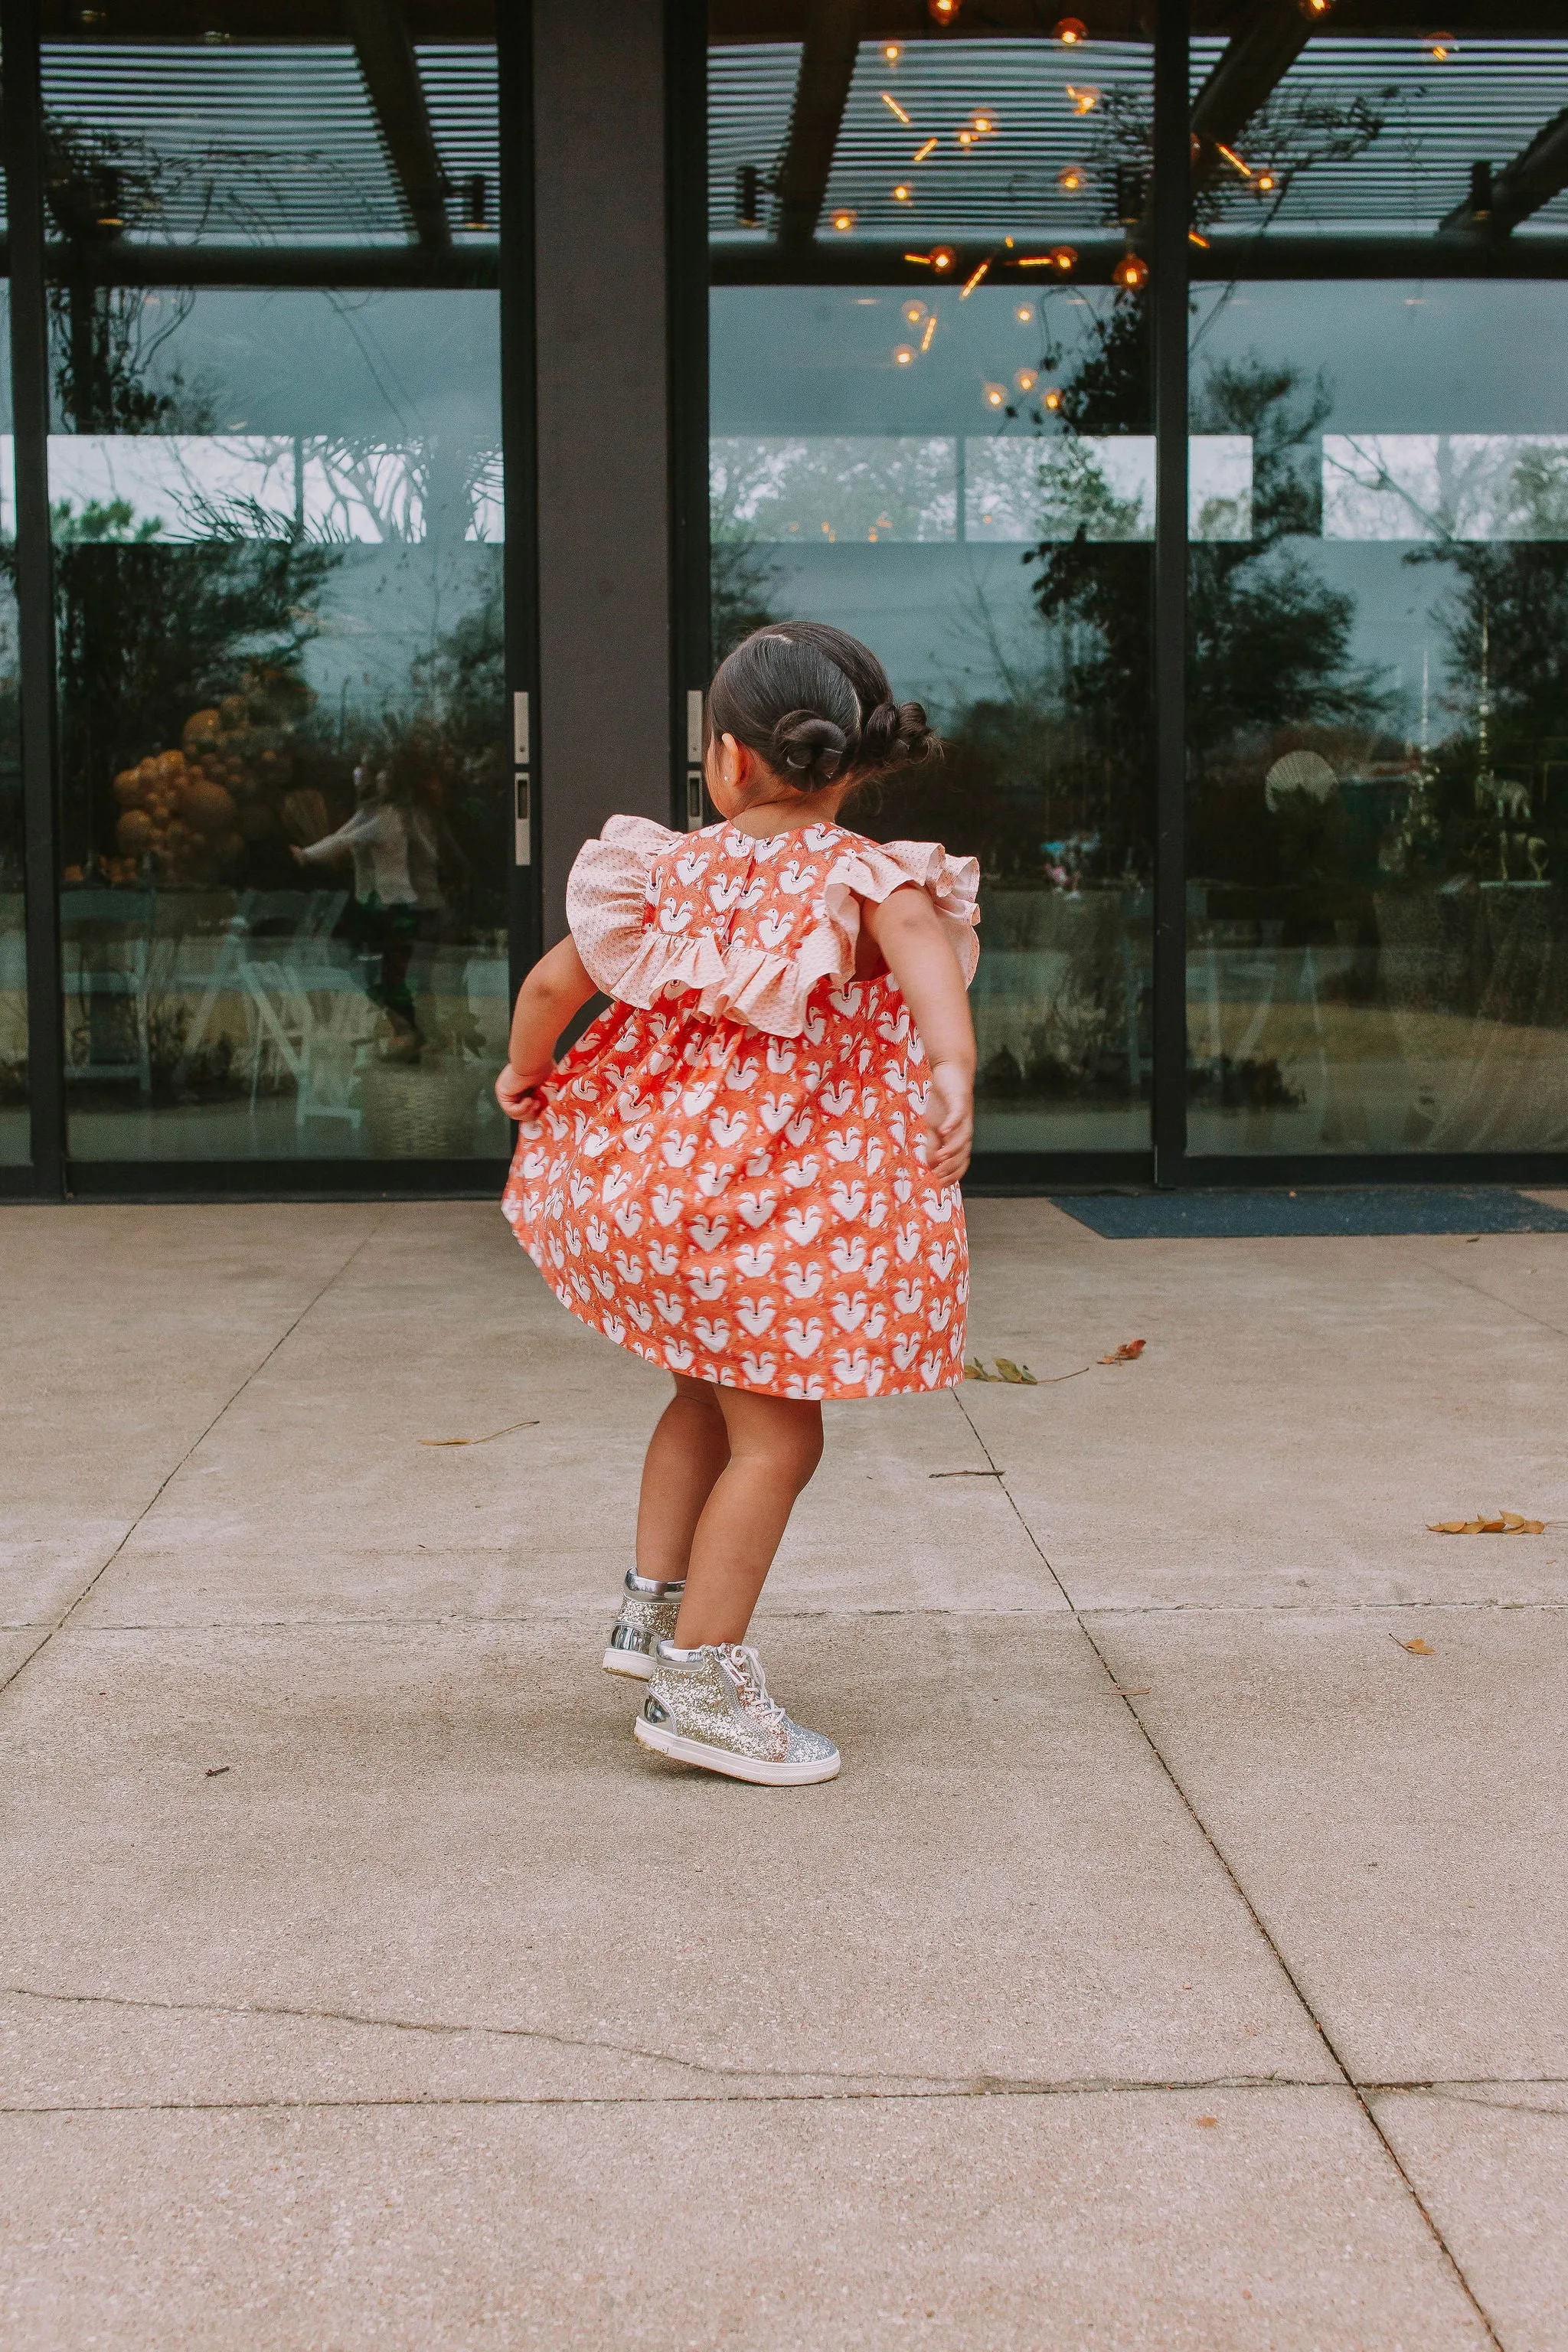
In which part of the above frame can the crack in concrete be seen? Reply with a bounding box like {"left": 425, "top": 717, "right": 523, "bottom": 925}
{"left": 0, "top": 1216, "right": 390, "bottom": 1710}
{"left": 949, "top": 1387, "right": 1507, "bottom": 2352}
{"left": 0, "top": 1985, "right": 1321, "bottom": 2102}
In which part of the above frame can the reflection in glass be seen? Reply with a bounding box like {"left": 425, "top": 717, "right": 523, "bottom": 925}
{"left": 0, "top": 283, "right": 21, "bottom": 1165}
{"left": 1186, "top": 12, "right": 1568, "bottom": 1155}
{"left": 43, "top": 23, "right": 505, "bottom": 1163}
{"left": 710, "top": 21, "right": 1156, "bottom": 1155}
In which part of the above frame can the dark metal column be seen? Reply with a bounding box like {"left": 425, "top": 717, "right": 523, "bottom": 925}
{"left": 1151, "top": 0, "right": 1190, "bottom": 1186}
{"left": 2, "top": 0, "right": 65, "bottom": 1197}
{"left": 667, "top": 0, "right": 710, "bottom": 832}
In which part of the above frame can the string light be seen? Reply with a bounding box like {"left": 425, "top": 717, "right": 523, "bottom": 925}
{"left": 972, "top": 113, "right": 997, "bottom": 136}
{"left": 1423, "top": 31, "right": 1456, "bottom": 61}
{"left": 1065, "top": 84, "right": 1100, "bottom": 113}
{"left": 883, "top": 42, "right": 903, "bottom": 64}
{"left": 831, "top": 208, "right": 858, "bottom": 232}
{"left": 1112, "top": 251, "right": 1149, "bottom": 289}
{"left": 1058, "top": 165, "right": 1086, "bottom": 192}
{"left": 1044, "top": 387, "right": 1064, "bottom": 411}
{"left": 894, "top": 345, "right": 916, "bottom": 367}
{"left": 1215, "top": 142, "right": 1254, "bottom": 179}
{"left": 1052, "top": 244, "right": 1079, "bottom": 269}
{"left": 983, "top": 382, "right": 1006, "bottom": 409}
{"left": 929, "top": 0, "right": 961, "bottom": 21}
{"left": 920, "top": 314, "right": 938, "bottom": 352}
{"left": 1016, "top": 303, "right": 1033, "bottom": 320}
{"left": 1015, "top": 368, "right": 1037, "bottom": 392}
{"left": 1054, "top": 15, "right": 1086, "bottom": 40}
{"left": 892, "top": 182, "right": 914, "bottom": 202}
{"left": 1298, "top": 0, "right": 1332, "bottom": 15}
{"left": 903, "top": 299, "right": 928, "bottom": 324}
{"left": 956, "top": 129, "right": 975, "bottom": 147}
{"left": 912, "top": 136, "right": 939, "bottom": 163}
{"left": 880, "top": 90, "right": 912, "bottom": 125}
{"left": 929, "top": 245, "right": 956, "bottom": 271}
{"left": 959, "top": 257, "right": 991, "bottom": 296}
{"left": 1188, "top": 228, "right": 1211, "bottom": 247}
{"left": 1255, "top": 170, "right": 1276, "bottom": 193}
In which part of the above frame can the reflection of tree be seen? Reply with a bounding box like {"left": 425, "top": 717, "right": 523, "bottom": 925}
{"left": 710, "top": 514, "right": 782, "bottom": 662}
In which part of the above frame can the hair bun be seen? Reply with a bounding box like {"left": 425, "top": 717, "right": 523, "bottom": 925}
{"left": 859, "top": 697, "right": 938, "bottom": 771}
{"left": 770, "top": 708, "right": 850, "bottom": 786}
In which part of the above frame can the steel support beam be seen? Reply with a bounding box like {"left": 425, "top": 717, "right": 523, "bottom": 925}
{"left": 1439, "top": 104, "right": 1568, "bottom": 239}
{"left": 1190, "top": 0, "right": 1310, "bottom": 189}
{"left": 773, "top": 0, "right": 867, "bottom": 250}
{"left": 341, "top": 0, "right": 452, "bottom": 250}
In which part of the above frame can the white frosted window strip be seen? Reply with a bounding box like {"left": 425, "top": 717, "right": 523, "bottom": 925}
{"left": 45, "top": 436, "right": 504, "bottom": 544}
{"left": 0, "top": 437, "right": 14, "bottom": 538}
{"left": 966, "top": 436, "right": 1252, "bottom": 544}
{"left": 1323, "top": 435, "right": 1568, "bottom": 542}
{"left": 710, "top": 436, "right": 957, "bottom": 544}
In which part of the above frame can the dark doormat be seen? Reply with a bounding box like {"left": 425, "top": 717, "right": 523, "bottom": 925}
{"left": 1048, "top": 1187, "right": 1568, "bottom": 1240}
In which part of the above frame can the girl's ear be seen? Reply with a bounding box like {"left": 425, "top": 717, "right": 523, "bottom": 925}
{"left": 716, "top": 732, "right": 746, "bottom": 790}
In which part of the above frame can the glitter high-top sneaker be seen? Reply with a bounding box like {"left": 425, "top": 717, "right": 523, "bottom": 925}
{"left": 635, "top": 1641, "right": 840, "bottom": 1785}
{"left": 603, "top": 1572, "right": 685, "bottom": 1680}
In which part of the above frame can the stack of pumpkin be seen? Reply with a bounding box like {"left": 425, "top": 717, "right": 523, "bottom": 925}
{"left": 112, "top": 694, "right": 307, "bottom": 887}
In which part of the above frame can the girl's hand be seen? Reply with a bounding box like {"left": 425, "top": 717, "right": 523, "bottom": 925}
{"left": 495, "top": 1060, "right": 550, "bottom": 1120}
{"left": 923, "top": 1059, "right": 973, "bottom": 1187}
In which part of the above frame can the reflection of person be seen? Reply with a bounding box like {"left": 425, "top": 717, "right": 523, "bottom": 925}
{"left": 496, "top": 623, "right": 979, "bottom": 1787}
{"left": 292, "top": 756, "right": 440, "bottom": 1061}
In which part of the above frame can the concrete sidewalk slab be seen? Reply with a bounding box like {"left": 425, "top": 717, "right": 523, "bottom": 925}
{"left": 1372, "top": 2086, "right": 1568, "bottom": 2352}
{"left": 1085, "top": 1606, "right": 1568, "bottom": 2084}
{"left": 0, "top": 2092, "right": 1491, "bottom": 2352}
{"left": 0, "top": 1615, "right": 1331, "bottom": 2106}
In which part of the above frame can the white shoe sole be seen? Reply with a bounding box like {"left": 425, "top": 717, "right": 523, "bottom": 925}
{"left": 603, "top": 1645, "right": 655, "bottom": 1680}
{"left": 634, "top": 1713, "right": 840, "bottom": 1786}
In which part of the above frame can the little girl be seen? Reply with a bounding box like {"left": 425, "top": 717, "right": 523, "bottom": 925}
{"left": 496, "top": 624, "right": 978, "bottom": 1787}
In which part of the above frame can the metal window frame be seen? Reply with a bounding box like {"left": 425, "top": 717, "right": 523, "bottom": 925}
{"left": 0, "top": 1, "right": 533, "bottom": 1203}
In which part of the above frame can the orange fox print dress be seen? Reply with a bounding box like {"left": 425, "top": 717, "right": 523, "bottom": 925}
{"left": 502, "top": 816, "right": 980, "bottom": 1403}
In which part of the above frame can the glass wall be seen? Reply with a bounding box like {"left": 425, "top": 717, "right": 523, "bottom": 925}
{"left": 1186, "top": 13, "right": 1568, "bottom": 1156}
{"left": 41, "top": 18, "right": 508, "bottom": 1164}
{"left": 710, "top": 18, "right": 1157, "bottom": 1158}
{"left": 0, "top": 280, "right": 23, "bottom": 1165}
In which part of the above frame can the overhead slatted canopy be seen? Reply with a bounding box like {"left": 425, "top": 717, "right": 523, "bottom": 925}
{"left": 711, "top": 28, "right": 1568, "bottom": 254}
{"left": 34, "top": 31, "right": 496, "bottom": 254}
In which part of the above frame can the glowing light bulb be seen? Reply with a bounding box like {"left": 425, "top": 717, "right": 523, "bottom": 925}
{"left": 983, "top": 382, "right": 1007, "bottom": 409}
{"left": 956, "top": 129, "right": 975, "bottom": 148}
{"left": 1065, "top": 84, "right": 1100, "bottom": 114}
{"left": 1255, "top": 171, "right": 1276, "bottom": 193}
{"left": 894, "top": 345, "right": 916, "bottom": 367}
{"left": 903, "top": 299, "right": 928, "bottom": 325}
{"left": 1015, "top": 368, "right": 1037, "bottom": 392}
{"left": 880, "top": 90, "right": 912, "bottom": 125}
{"left": 920, "top": 314, "right": 938, "bottom": 351}
{"left": 1423, "top": 31, "right": 1455, "bottom": 60}
{"left": 1298, "top": 0, "right": 1331, "bottom": 16}
{"left": 1112, "top": 251, "right": 1149, "bottom": 289}
{"left": 929, "top": 0, "right": 961, "bottom": 22}
{"left": 1051, "top": 244, "right": 1079, "bottom": 270}
{"left": 1055, "top": 15, "right": 1086, "bottom": 41}
{"left": 1058, "top": 165, "right": 1086, "bottom": 193}
{"left": 912, "top": 136, "right": 939, "bottom": 163}
{"left": 972, "top": 113, "right": 996, "bottom": 136}
{"left": 892, "top": 183, "right": 914, "bottom": 202}
{"left": 930, "top": 245, "right": 956, "bottom": 272}
{"left": 1044, "top": 387, "right": 1063, "bottom": 411}
{"left": 1015, "top": 304, "right": 1033, "bottom": 321}
{"left": 884, "top": 41, "right": 903, "bottom": 64}
{"left": 831, "top": 208, "right": 858, "bottom": 233}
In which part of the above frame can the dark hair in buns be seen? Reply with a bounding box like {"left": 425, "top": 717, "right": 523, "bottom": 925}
{"left": 708, "top": 623, "right": 939, "bottom": 795}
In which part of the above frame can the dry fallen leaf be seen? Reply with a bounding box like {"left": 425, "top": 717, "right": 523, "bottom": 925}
{"left": 1196, "top": 2115, "right": 1218, "bottom": 2128}
{"left": 1100, "top": 1339, "right": 1147, "bottom": 1364}
{"left": 963, "top": 1358, "right": 995, "bottom": 1382}
{"left": 994, "top": 1357, "right": 1038, "bottom": 1386}
{"left": 419, "top": 1419, "right": 540, "bottom": 1449}
{"left": 1428, "top": 1512, "right": 1546, "bottom": 1534}
{"left": 1392, "top": 1636, "right": 1434, "bottom": 1655}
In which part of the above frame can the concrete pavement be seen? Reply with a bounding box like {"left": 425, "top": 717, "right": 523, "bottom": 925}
{"left": 2, "top": 1197, "right": 1564, "bottom": 2349}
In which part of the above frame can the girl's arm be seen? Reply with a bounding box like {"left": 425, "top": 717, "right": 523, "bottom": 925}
{"left": 495, "top": 936, "right": 598, "bottom": 1119}
{"left": 861, "top": 886, "right": 976, "bottom": 1185}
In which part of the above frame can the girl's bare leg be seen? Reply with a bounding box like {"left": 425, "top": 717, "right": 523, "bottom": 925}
{"left": 673, "top": 1387, "right": 824, "bottom": 1647}
{"left": 635, "top": 1375, "right": 731, "bottom": 1582}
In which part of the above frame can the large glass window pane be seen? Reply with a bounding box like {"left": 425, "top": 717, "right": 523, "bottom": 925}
{"left": 43, "top": 15, "right": 508, "bottom": 1164}
{"left": 710, "top": 15, "right": 1155, "bottom": 1158}
{"left": 0, "top": 282, "right": 22, "bottom": 1166}
{"left": 1186, "top": 11, "right": 1568, "bottom": 1155}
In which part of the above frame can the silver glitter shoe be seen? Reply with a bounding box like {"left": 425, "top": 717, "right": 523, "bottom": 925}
{"left": 635, "top": 1642, "right": 840, "bottom": 1786}
{"left": 603, "top": 1571, "right": 685, "bottom": 1680}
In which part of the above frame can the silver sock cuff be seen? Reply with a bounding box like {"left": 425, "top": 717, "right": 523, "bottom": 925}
{"left": 655, "top": 1640, "right": 706, "bottom": 1664}
{"left": 626, "top": 1571, "right": 686, "bottom": 1599}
